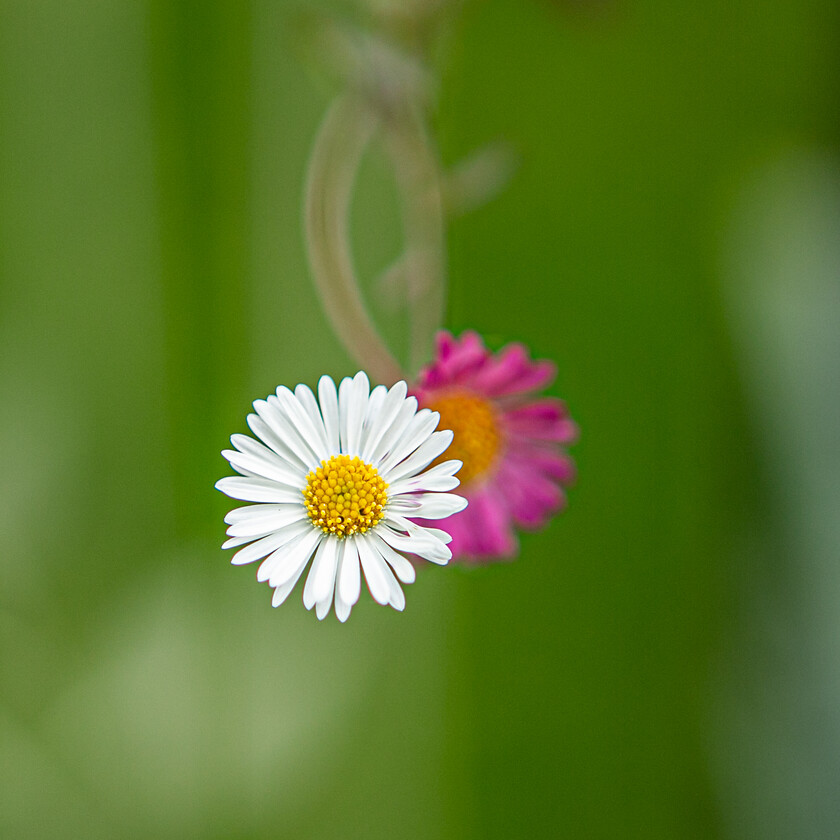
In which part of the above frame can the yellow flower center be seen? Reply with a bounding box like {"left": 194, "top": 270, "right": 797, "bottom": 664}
{"left": 427, "top": 392, "right": 501, "bottom": 486}
{"left": 302, "top": 454, "right": 388, "bottom": 538}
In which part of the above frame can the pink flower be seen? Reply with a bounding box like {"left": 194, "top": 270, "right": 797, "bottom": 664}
{"left": 411, "top": 330, "right": 577, "bottom": 562}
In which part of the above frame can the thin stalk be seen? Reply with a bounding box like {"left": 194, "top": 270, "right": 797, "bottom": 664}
{"left": 303, "top": 94, "right": 405, "bottom": 384}
{"left": 381, "top": 102, "right": 447, "bottom": 376}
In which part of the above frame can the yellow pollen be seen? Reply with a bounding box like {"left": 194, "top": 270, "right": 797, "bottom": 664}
{"left": 302, "top": 454, "right": 388, "bottom": 538}
{"left": 427, "top": 392, "right": 501, "bottom": 486}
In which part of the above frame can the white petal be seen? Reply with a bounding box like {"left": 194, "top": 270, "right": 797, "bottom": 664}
{"left": 388, "top": 583, "right": 405, "bottom": 612}
{"left": 262, "top": 526, "right": 322, "bottom": 586}
{"left": 387, "top": 498, "right": 422, "bottom": 514}
{"left": 367, "top": 532, "right": 416, "bottom": 584}
{"left": 334, "top": 591, "right": 351, "bottom": 623}
{"left": 318, "top": 375, "right": 340, "bottom": 453}
{"left": 264, "top": 395, "right": 321, "bottom": 465}
{"left": 225, "top": 503, "right": 294, "bottom": 525}
{"left": 230, "top": 526, "right": 303, "bottom": 566}
{"left": 361, "top": 381, "right": 408, "bottom": 462}
{"left": 386, "top": 513, "right": 439, "bottom": 537}
{"left": 230, "top": 433, "right": 306, "bottom": 477}
{"left": 303, "top": 537, "right": 339, "bottom": 609}
{"left": 221, "top": 534, "right": 253, "bottom": 550}
{"left": 337, "top": 538, "right": 361, "bottom": 609}
{"left": 421, "top": 526, "right": 453, "bottom": 545}
{"left": 222, "top": 449, "right": 303, "bottom": 488}
{"left": 353, "top": 370, "right": 370, "bottom": 410}
{"left": 338, "top": 376, "right": 353, "bottom": 455}
{"left": 377, "top": 409, "right": 439, "bottom": 476}
{"left": 403, "top": 492, "right": 468, "bottom": 520}
{"left": 226, "top": 507, "right": 306, "bottom": 539}
{"left": 382, "top": 430, "right": 453, "bottom": 484}
{"left": 359, "top": 385, "right": 387, "bottom": 457}
{"left": 272, "top": 581, "right": 295, "bottom": 607}
{"left": 215, "top": 476, "right": 302, "bottom": 504}
{"left": 256, "top": 522, "right": 318, "bottom": 582}
{"left": 339, "top": 372, "right": 369, "bottom": 456}
{"left": 388, "top": 459, "right": 462, "bottom": 496}
{"left": 424, "top": 459, "right": 462, "bottom": 478}
{"left": 275, "top": 386, "right": 328, "bottom": 461}
{"left": 369, "top": 396, "right": 417, "bottom": 466}
{"left": 332, "top": 542, "right": 352, "bottom": 622}
{"left": 378, "top": 523, "right": 451, "bottom": 565}
{"left": 357, "top": 534, "right": 400, "bottom": 606}
{"left": 252, "top": 399, "right": 315, "bottom": 470}
{"left": 386, "top": 515, "right": 457, "bottom": 553}
{"left": 246, "top": 414, "right": 308, "bottom": 472}
{"left": 315, "top": 595, "right": 332, "bottom": 620}
{"left": 271, "top": 541, "right": 314, "bottom": 606}
{"left": 295, "top": 383, "right": 330, "bottom": 457}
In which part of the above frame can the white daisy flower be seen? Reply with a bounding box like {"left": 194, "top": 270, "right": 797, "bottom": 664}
{"left": 215, "top": 371, "right": 467, "bottom": 621}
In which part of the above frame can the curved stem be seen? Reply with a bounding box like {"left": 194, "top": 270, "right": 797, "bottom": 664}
{"left": 303, "top": 94, "right": 405, "bottom": 384}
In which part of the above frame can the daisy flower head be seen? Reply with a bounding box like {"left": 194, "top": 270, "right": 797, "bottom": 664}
{"left": 411, "top": 331, "right": 577, "bottom": 562}
{"left": 216, "top": 372, "right": 466, "bottom": 621}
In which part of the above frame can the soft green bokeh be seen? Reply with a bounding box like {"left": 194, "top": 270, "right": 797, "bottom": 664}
{"left": 1, "top": 1, "right": 838, "bottom": 838}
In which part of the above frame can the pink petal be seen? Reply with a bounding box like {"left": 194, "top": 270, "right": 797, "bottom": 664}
{"left": 435, "top": 511, "right": 470, "bottom": 558}
{"left": 410, "top": 330, "right": 577, "bottom": 561}
{"left": 435, "top": 330, "right": 458, "bottom": 361}
{"left": 503, "top": 399, "right": 578, "bottom": 443}
{"left": 415, "top": 330, "right": 491, "bottom": 391}
{"left": 420, "top": 486, "right": 518, "bottom": 562}
{"left": 495, "top": 464, "right": 564, "bottom": 529}
{"left": 506, "top": 445, "right": 576, "bottom": 485}
{"left": 459, "top": 487, "right": 518, "bottom": 560}
{"left": 472, "top": 343, "right": 556, "bottom": 397}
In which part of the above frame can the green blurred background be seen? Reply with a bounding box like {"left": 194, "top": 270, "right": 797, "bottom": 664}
{"left": 2, "top": 0, "right": 839, "bottom": 837}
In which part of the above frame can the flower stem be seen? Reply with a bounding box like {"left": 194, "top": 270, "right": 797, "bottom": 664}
{"left": 303, "top": 94, "right": 405, "bottom": 385}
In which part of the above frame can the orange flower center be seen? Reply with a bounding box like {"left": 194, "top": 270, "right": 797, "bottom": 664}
{"left": 427, "top": 392, "right": 501, "bottom": 486}
{"left": 302, "top": 455, "right": 388, "bottom": 538}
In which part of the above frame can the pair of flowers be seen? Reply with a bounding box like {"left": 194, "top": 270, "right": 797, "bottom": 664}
{"left": 216, "top": 331, "right": 577, "bottom": 621}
